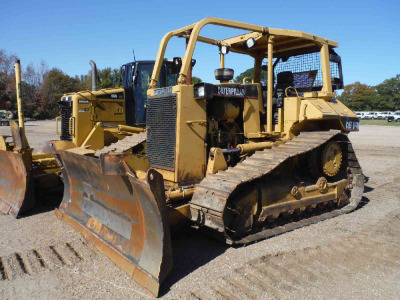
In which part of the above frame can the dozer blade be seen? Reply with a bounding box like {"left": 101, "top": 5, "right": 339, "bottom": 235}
{"left": 55, "top": 151, "right": 173, "bottom": 297}
{"left": 0, "top": 150, "right": 34, "bottom": 217}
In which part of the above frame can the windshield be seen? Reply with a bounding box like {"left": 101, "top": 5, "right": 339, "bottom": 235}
{"left": 134, "top": 62, "right": 178, "bottom": 123}
{"left": 137, "top": 62, "right": 178, "bottom": 91}
{"left": 165, "top": 63, "right": 178, "bottom": 87}
{"left": 137, "top": 63, "right": 155, "bottom": 98}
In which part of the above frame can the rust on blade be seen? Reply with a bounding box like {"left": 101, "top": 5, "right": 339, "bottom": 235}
{"left": 56, "top": 150, "right": 172, "bottom": 296}
{"left": 0, "top": 150, "right": 34, "bottom": 217}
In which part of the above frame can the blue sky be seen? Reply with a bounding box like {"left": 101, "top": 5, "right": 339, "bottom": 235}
{"left": 1, "top": 0, "right": 399, "bottom": 86}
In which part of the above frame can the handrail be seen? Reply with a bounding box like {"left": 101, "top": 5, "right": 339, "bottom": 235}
{"left": 68, "top": 117, "right": 75, "bottom": 137}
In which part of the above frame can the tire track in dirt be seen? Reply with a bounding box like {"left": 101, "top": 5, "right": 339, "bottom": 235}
{"left": 0, "top": 239, "right": 93, "bottom": 281}
{"left": 191, "top": 210, "right": 400, "bottom": 300}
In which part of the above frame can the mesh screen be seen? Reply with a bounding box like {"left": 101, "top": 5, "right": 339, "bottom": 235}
{"left": 273, "top": 52, "right": 341, "bottom": 92}
{"left": 146, "top": 94, "right": 177, "bottom": 171}
{"left": 60, "top": 103, "right": 72, "bottom": 141}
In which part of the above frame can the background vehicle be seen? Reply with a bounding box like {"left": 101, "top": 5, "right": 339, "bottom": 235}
{"left": 55, "top": 60, "right": 177, "bottom": 152}
{"left": 0, "top": 109, "right": 19, "bottom": 126}
{"left": 364, "top": 111, "right": 378, "bottom": 119}
{"left": 0, "top": 110, "right": 16, "bottom": 119}
{"left": 0, "top": 59, "right": 175, "bottom": 217}
{"left": 376, "top": 111, "right": 391, "bottom": 119}
{"left": 388, "top": 111, "right": 400, "bottom": 122}
{"left": 55, "top": 18, "right": 364, "bottom": 296}
{"left": 355, "top": 111, "right": 365, "bottom": 119}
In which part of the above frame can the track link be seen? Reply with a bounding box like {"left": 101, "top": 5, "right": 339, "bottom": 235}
{"left": 94, "top": 131, "right": 146, "bottom": 157}
{"left": 190, "top": 130, "right": 364, "bottom": 244}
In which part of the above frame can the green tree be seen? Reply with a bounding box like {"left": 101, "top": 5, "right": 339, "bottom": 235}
{"left": 375, "top": 75, "right": 400, "bottom": 110}
{"left": 234, "top": 67, "right": 267, "bottom": 84}
{"left": 98, "top": 68, "right": 120, "bottom": 89}
{"left": 0, "top": 50, "right": 18, "bottom": 110}
{"left": 82, "top": 67, "right": 121, "bottom": 90}
{"left": 192, "top": 76, "right": 202, "bottom": 85}
{"left": 38, "top": 68, "right": 82, "bottom": 119}
{"left": 337, "top": 82, "right": 377, "bottom": 111}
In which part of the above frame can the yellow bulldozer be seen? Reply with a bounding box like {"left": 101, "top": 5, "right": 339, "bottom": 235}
{"left": 54, "top": 18, "right": 364, "bottom": 296}
{"left": 52, "top": 59, "right": 179, "bottom": 153}
{"left": 0, "top": 59, "right": 175, "bottom": 217}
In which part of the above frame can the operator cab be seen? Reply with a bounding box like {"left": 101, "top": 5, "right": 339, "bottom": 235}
{"left": 121, "top": 61, "right": 178, "bottom": 126}
{"left": 259, "top": 50, "right": 343, "bottom": 124}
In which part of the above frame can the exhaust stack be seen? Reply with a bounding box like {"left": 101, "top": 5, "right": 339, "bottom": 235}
{"left": 14, "top": 60, "right": 25, "bottom": 132}
{"left": 89, "top": 60, "right": 98, "bottom": 91}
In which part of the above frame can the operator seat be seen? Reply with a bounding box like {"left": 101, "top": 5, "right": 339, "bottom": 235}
{"left": 274, "top": 71, "right": 295, "bottom": 108}
{"left": 266, "top": 71, "right": 295, "bottom": 124}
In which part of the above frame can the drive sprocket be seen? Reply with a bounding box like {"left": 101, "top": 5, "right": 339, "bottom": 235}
{"left": 322, "top": 140, "right": 342, "bottom": 177}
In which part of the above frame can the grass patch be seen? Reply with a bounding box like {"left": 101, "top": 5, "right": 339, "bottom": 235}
{"left": 360, "top": 119, "right": 400, "bottom": 126}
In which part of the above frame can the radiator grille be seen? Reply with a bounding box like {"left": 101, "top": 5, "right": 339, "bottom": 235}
{"left": 146, "top": 94, "right": 177, "bottom": 170}
{"left": 60, "top": 102, "right": 72, "bottom": 141}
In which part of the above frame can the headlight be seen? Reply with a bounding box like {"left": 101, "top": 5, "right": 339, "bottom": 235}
{"left": 220, "top": 45, "right": 230, "bottom": 55}
{"left": 194, "top": 83, "right": 212, "bottom": 99}
{"left": 197, "top": 86, "right": 205, "bottom": 98}
{"left": 245, "top": 37, "right": 256, "bottom": 49}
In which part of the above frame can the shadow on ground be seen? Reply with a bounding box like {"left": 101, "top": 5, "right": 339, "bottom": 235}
{"left": 160, "top": 187, "right": 372, "bottom": 295}
{"left": 355, "top": 196, "right": 370, "bottom": 211}
{"left": 364, "top": 185, "right": 374, "bottom": 193}
{"left": 160, "top": 226, "right": 229, "bottom": 296}
{"left": 19, "top": 187, "right": 64, "bottom": 218}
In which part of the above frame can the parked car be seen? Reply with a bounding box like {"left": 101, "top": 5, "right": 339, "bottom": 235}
{"left": 364, "top": 112, "right": 378, "bottom": 120}
{"left": 377, "top": 111, "right": 393, "bottom": 119}
{"left": 355, "top": 112, "right": 365, "bottom": 119}
{"left": 376, "top": 112, "right": 385, "bottom": 119}
{"left": 387, "top": 111, "right": 400, "bottom": 122}
{"left": 358, "top": 111, "right": 371, "bottom": 120}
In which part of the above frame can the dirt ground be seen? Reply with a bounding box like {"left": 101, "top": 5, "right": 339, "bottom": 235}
{"left": 0, "top": 121, "right": 399, "bottom": 299}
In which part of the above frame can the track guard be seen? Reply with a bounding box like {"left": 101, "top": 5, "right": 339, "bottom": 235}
{"left": 56, "top": 151, "right": 173, "bottom": 296}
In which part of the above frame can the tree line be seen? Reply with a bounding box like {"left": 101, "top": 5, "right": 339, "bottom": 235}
{"left": 0, "top": 49, "right": 120, "bottom": 119}
{"left": 337, "top": 77, "right": 400, "bottom": 111}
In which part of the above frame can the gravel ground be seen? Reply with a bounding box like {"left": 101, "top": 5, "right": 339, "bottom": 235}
{"left": 0, "top": 120, "right": 60, "bottom": 153}
{"left": 0, "top": 122, "right": 399, "bottom": 299}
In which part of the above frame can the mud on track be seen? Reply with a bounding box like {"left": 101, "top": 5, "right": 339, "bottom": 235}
{"left": 0, "top": 122, "right": 399, "bottom": 299}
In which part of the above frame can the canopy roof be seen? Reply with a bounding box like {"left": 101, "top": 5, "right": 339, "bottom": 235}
{"left": 172, "top": 18, "right": 338, "bottom": 59}
{"left": 150, "top": 18, "right": 338, "bottom": 87}
{"left": 221, "top": 29, "right": 338, "bottom": 58}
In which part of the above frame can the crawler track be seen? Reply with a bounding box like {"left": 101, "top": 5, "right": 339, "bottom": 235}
{"left": 94, "top": 131, "right": 146, "bottom": 157}
{"left": 190, "top": 130, "right": 364, "bottom": 244}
